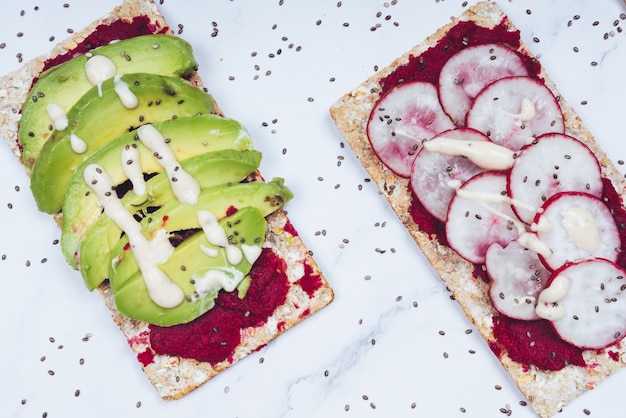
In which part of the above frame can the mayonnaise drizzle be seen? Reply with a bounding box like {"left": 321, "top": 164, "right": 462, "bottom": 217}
{"left": 455, "top": 187, "right": 552, "bottom": 258}
{"left": 83, "top": 163, "right": 184, "bottom": 309}
{"left": 137, "top": 124, "right": 201, "bottom": 205}
{"left": 46, "top": 103, "right": 68, "bottom": 131}
{"left": 70, "top": 133, "right": 88, "bottom": 154}
{"left": 535, "top": 275, "right": 569, "bottom": 321}
{"left": 423, "top": 137, "right": 517, "bottom": 171}
{"left": 85, "top": 55, "right": 117, "bottom": 97}
{"left": 197, "top": 210, "right": 244, "bottom": 265}
{"left": 113, "top": 74, "right": 139, "bottom": 109}
{"left": 560, "top": 207, "right": 601, "bottom": 252}
{"left": 121, "top": 144, "right": 146, "bottom": 197}
{"left": 193, "top": 267, "right": 245, "bottom": 297}
{"left": 242, "top": 244, "right": 263, "bottom": 265}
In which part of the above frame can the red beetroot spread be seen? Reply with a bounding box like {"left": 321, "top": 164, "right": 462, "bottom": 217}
{"left": 492, "top": 317, "right": 585, "bottom": 371}
{"left": 149, "top": 248, "right": 290, "bottom": 364}
{"left": 41, "top": 16, "right": 167, "bottom": 73}
{"left": 296, "top": 261, "right": 323, "bottom": 298}
{"left": 399, "top": 20, "right": 626, "bottom": 371}
{"left": 379, "top": 20, "right": 541, "bottom": 93}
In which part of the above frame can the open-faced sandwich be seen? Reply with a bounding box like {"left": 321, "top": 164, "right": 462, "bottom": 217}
{"left": 0, "top": 0, "right": 333, "bottom": 400}
{"left": 330, "top": 2, "right": 626, "bottom": 417}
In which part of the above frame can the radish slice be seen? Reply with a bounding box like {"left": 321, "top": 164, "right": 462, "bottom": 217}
{"left": 538, "top": 258, "right": 626, "bottom": 350}
{"left": 534, "top": 192, "right": 621, "bottom": 271}
{"left": 487, "top": 241, "right": 550, "bottom": 320}
{"left": 507, "top": 133, "right": 603, "bottom": 224}
{"left": 438, "top": 43, "right": 529, "bottom": 126}
{"left": 445, "top": 171, "right": 520, "bottom": 264}
{"left": 367, "top": 81, "right": 455, "bottom": 177}
{"left": 410, "top": 128, "right": 488, "bottom": 222}
{"left": 466, "top": 76, "right": 565, "bottom": 150}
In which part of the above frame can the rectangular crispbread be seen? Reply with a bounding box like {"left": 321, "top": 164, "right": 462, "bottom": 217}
{"left": 330, "top": 2, "right": 626, "bottom": 417}
{"left": 0, "top": 0, "right": 333, "bottom": 400}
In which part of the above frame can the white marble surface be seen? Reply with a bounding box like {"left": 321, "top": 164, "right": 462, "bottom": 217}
{"left": 0, "top": 0, "right": 625, "bottom": 417}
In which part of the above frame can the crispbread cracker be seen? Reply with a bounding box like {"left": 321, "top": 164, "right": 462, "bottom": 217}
{"left": 0, "top": 0, "right": 333, "bottom": 400}
{"left": 330, "top": 2, "right": 626, "bottom": 417}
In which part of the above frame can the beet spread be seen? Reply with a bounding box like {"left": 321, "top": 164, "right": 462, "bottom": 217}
{"left": 492, "top": 317, "right": 585, "bottom": 371}
{"left": 149, "top": 248, "right": 290, "bottom": 364}
{"left": 42, "top": 16, "right": 167, "bottom": 72}
{"left": 379, "top": 20, "right": 541, "bottom": 93}
{"left": 397, "top": 19, "right": 626, "bottom": 371}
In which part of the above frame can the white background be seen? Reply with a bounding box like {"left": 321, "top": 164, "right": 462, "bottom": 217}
{"left": 0, "top": 0, "right": 625, "bottom": 417}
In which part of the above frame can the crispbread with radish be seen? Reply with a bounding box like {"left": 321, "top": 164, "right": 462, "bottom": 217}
{"left": 330, "top": 2, "right": 626, "bottom": 417}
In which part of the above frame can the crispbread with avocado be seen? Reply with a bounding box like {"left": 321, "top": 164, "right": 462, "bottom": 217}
{"left": 0, "top": 0, "right": 333, "bottom": 400}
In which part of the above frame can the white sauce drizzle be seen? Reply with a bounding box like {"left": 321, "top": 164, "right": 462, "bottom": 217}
{"left": 455, "top": 188, "right": 552, "bottom": 258}
{"left": 83, "top": 163, "right": 184, "bottom": 309}
{"left": 197, "top": 210, "right": 245, "bottom": 265}
{"left": 535, "top": 275, "right": 569, "bottom": 321}
{"left": 200, "top": 245, "right": 219, "bottom": 258}
{"left": 113, "top": 74, "right": 139, "bottom": 109}
{"left": 242, "top": 244, "right": 263, "bottom": 264}
{"left": 137, "top": 124, "right": 201, "bottom": 205}
{"left": 46, "top": 103, "right": 68, "bottom": 131}
{"left": 85, "top": 55, "right": 117, "bottom": 97}
{"left": 121, "top": 144, "right": 146, "bottom": 197}
{"left": 423, "top": 137, "right": 517, "bottom": 171}
{"left": 560, "top": 207, "right": 601, "bottom": 252}
{"left": 70, "top": 133, "right": 88, "bottom": 154}
{"left": 193, "top": 267, "right": 245, "bottom": 297}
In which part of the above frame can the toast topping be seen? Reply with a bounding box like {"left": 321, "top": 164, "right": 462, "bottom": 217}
{"left": 136, "top": 124, "right": 200, "bottom": 205}
{"left": 84, "top": 163, "right": 184, "bottom": 309}
{"left": 85, "top": 55, "right": 117, "bottom": 96}
{"left": 365, "top": 18, "right": 626, "bottom": 365}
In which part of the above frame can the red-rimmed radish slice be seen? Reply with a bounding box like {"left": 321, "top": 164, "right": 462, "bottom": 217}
{"left": 534, "top": 191, "right": 621, "bottom": 271}
{"left": 438, "top": 43, "right": 529, "bottom": 126}
{"left": 410, "top": 128, "right": 489, "bottom": 222}
{"left": 466, "top": 76, "right": 564, "bottom": 150}
{"left": 367, "top": 81, "right": 455, "bottom": 177}
{"left": 487, "top": 241, "right": 550, "bottom": 320}
{"left": 537, "top": 258, "right": 626, "bottom": 350}
{"left": 445, "top": 171, "right": 519, "bottom": 264}
{"left": 507, "top": 133, "right": 603, "bottom": 224}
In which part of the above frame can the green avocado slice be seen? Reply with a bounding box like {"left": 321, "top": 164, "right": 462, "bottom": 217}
{"left": 20, "top": 34, "right": 199, "bottom": 169}
{"left": 60, "top": 114, "right": 256, "bottom": 267}
{"left": 111, "top": 206, "right": 266, "bottom": 327}
{"left": 30, "top": 73, "right": 216, "bottom": 214}
{"left": 79, "top": 178, "right": 293, "bottom": 291}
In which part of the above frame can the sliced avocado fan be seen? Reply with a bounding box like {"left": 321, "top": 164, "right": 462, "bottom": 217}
{"left": 30, "top": 72, "right": 216, "bottom": 214}
{"left": 60, "top": 114, "right": 257, "bottom": 267}
{"left": 20, "top": 34, "right": 198, "bottom": 169}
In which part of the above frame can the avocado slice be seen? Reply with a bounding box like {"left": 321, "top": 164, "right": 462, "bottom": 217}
{"left": 62, "top": 149, "right": 261, "bottom": 268}
{"left": 111, "top": 206, "right": 266, "bottom": 326}
{"left": 79, "top": 178, "right": 293, "bottom": 291}
{"left": 60, "top": 114, "right": 257, "bottom": 266}
{"left": 30, "top": 73, "right": 216, "bottom": 214}
{"left": 20, "top": 34, "right": 199, "bottom": 169}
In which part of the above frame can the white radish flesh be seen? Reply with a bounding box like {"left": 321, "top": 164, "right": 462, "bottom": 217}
{"left": 540, "top": 258, "right": 626, "bottom": 350}
{"left": 446, "top": 171, "right": 519, "bottom": 264}
{"left": 507, "top": 133, "right": 603, "bottom": 224}
{"left": 410, "top": 128, "right": 488, "bottom": 222}
{"left": 487, "top": 241, "right": 550, "bottom": 320}
{"left": 534, "top": 192, "right": 621, "bottom": 271}
{"left": 466, "top": 76, "right": 564, "bottom": 151}
{"left": 367, "top": 81, "right": 455, "bottom": 177}
{"left": 438, "top": 43, "right": 529, "bottom": 126}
